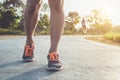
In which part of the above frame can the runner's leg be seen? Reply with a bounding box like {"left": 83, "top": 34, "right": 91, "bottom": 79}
{"left": 48, "top": 0, "right": 64, "bottom": 53}
{"left": 24, "top": 0, "right": 42, "bottom": 45}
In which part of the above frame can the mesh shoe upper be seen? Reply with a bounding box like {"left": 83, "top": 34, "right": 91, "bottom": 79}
{"left": 47, "top": 52, "right": 62, "bottom": 68}
{"left": 23, "top": 44, "right": 35, "bottom": 61}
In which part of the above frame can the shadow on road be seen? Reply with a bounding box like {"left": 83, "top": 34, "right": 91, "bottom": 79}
{"left": 0, "top": 61, "right": 57, "bottom": 80}
{"left": 0, "top": 61, "right": 24, "bottom": 68}
{"left": 6, "top": 65, "right": 57, "bottom": 80}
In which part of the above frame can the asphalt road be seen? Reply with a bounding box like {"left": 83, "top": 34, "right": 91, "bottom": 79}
{"left": 0, "top": 35, "right": 120, "bottom": 80}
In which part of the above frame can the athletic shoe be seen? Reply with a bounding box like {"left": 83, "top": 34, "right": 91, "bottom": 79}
{"left": 47, "top": 52, "right": 62, "bottom": 71}
{"left": 22, "top": 44, "right": 35, "bottom": 62}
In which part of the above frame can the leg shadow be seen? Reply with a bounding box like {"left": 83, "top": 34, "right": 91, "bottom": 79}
{"left": 0, "top": 60, "right": 24, "bottom": 68}
{"left": 6, "top": 65, "right": 58, "bottom": 80}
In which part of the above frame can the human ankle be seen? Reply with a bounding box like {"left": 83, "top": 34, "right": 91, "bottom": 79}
{"left": 26, "top": 40, "right": 34, "bottom": 46}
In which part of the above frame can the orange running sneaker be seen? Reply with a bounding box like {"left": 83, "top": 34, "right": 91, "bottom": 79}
{"left": 47, "top": 52, "right": 62, "bottom": 71}
{"left": 22, "top": 44, "right": 35, "bottom": 62}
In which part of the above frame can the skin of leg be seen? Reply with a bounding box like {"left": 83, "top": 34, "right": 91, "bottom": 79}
{"left": 24, "top": 0, "right": 42, "bottom": 45}
{"left": 48, "top": 0, "right": 64, "bottom": 53}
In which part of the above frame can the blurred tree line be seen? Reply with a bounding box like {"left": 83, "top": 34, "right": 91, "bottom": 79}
{"left": 0, "top": 0, "right": 119, "bottom": 35}
{"left": 0, "top": 0, "right": 50, "bottom": 35}
{"left": 0, "top": 0, "right": 24, "bottom": 34}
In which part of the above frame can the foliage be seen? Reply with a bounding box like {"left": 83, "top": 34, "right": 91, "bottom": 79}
{"left": 41, "top": 3, "right": 49, "bottom": 12}
{"left": 35, "top": 3, "right": 50, "bottom": 35}
{"left": 0, "top": 28, "right": 22, "bottom": 35}
{"left": 104, "top": 32, "right": 120, "bottom": 43}
{"left": 3, "top": 0, "right": 24, "bottom": 8}
{"left": 111, "top": 25, "right": 120, "bottom": 33}
{"left": 87, "top": 9, "right": 112, "bottom": 34}
{"left": 0, "top": 1, "right": 116, "bottom": 35}
{"left": 37, "top": 14, "right": 50, "bottom": 34}
{"left": 64, "top": 11, "right": 80, "bottom": 34}
{"left": 0, "top": 9, "right": 20, "bottom": 29}
{"left": 0, "top": 0, "right": 24, "bottom": 29}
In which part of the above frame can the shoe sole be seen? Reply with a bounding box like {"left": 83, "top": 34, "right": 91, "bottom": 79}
{"left": 23, "top": 58, "right": 35, "bottom": 62}
{"left": 47, "top": 66, "right": 62, "bottom": 71}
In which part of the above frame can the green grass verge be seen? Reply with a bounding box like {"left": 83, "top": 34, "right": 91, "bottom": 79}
{"left": 104, "top": 32, "right": 120, "bottom": 43}
{"left": 0, "top": 28, "right": 24, "bottom": 35}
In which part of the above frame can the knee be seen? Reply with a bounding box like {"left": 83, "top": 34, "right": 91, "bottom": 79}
{"left": 26, "top": 0, "right": 42, "bottom": 13}
{"left": 49, "top": 0, "right": 63, "bottom": 12}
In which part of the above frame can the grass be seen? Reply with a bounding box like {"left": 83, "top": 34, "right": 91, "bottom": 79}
{"left": 0, "top": 28, "right": 24, "bottom": 35}
{"left": 104, "top": 32, "right": 120, "bottom": 43}
{"left": 85, "top": 33, "right": 120, "bottom": 46}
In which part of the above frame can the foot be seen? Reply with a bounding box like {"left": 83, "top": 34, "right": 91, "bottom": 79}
{"left": 22, "top": 44, "right": 35, "bottom": 62}
{"left": 47, "top": 52, "right": 62, "bottom": 71}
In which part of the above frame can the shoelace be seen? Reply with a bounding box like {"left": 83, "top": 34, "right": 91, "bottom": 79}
{"left": 24, "top": 46, "right": 34, "bottom": 56}
{"left": 49, "top": 52, "right": 59, "bottom": 61}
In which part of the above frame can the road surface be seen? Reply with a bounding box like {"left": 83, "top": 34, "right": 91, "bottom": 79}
{"left": 0, "top": 35, "right": 120, "bottom": 80}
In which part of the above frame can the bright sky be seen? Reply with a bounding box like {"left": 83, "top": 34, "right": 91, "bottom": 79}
{"left": 44, "top": 0, "right": 120, "bottom": 25}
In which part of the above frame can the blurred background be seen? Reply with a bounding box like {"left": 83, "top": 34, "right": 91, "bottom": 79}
{"left": 0, "top": 0, "right": 120, "bottom": 44}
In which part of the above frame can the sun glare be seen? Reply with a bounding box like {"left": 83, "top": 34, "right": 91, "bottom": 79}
{"left": 64, "top": 0, "right": 120, "bottom": 25}
{"left": 94, "top": 1, "right": 119, "bottom": 25}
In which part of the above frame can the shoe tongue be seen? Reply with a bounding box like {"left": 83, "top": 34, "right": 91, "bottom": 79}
{"left": 26, "top": 42, "right": 35, "bottom": 48}
{"left": 25, "top": 44, "right": 34, "bottom": 48}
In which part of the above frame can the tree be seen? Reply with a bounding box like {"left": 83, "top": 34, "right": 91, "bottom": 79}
{"left": 0, "top": 9, "right": 20, "bottom": 29}
{"left": 37, "top": 14, "right": 50, "bottom": 34}
{"left": 0, "top": 3, "right": 4, "bottom": 19}
{"left": 36, "top": 3, "right": 50, "bottom": 34}
{"left": 41, "top": 3, "right": 49, "bottom": 12}
{"left": 111, "top": 25, "right": 120, "bottom": 33}
{"left": 3, "top": 0, "right": 24, "bottom": 8}
{"left": 65, "top": 11, "right": 80, "bottom": 34}
{"left": 0, "top": 0, "right": 24, "bottom": 29}
{"left": 87, "top": 9, "right": 112, "bottom": 34}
